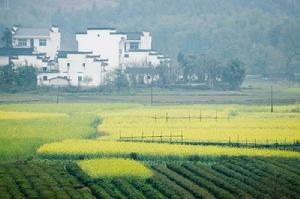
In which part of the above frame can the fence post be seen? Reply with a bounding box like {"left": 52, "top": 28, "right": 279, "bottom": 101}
{"left": 152, "top": 131, "right": 154, "bottom": 142}
{"left": 215, "top": 111, "right": 218, "bottom": 122}
{"left": 161, "top": 132, "right": 163, "bottom": 142}
{"left": 228, "top": 113, "right": 230, "bottom": 123}
{"left": 189, "top": 112, "right": 191, "bottom": 122}
{"left": 181, "top": 131, "right": 183, "bottom": 143}
{"left": 155, "top": 113, "right": 157, "bottom": 123}
{"left": 200, "top": 110, "right": 202, "bottom": 122}
{"left": 119, "top": 131, "right": 121, "bottom": 140}
{"left": 166, "top": 112, "right": 168, "bottom": 122}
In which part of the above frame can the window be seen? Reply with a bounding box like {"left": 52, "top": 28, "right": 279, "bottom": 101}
{"left": 39, "top": 39, "right": 47, "bottom": 46}
{"left": 67, "top": 63, "right": 70, "bottom": 67}
{"left": 82, "top": 63, "right": 86, "bottom": 67}
{"left": 17, "top": 39, "right": 27, "bottom": 47}
{"left": 63, "top": 76, "right": 68, "bottom": 80}
{"left": 129, "top": 42, "right": 139, "bottom": 50}
{"left": 43, "top": 76, "right": 48, "bottom": 81}
{"left": 78, "top": 76, "right": 82, "bottom": 82}
{"left": 42, "top": 67, "right": 47, "bottom": 72}
{"left": 124, "top": 54, "right": 129, "bottom": 58}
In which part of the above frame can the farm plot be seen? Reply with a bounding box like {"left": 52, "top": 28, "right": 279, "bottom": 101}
{"left": 1, "top": 157, "right": 295, "bottom": 199}
{"left": 98, "top": 104, "right": 300, "bottom": 144}
{"left": 0, "top": 161, "right": 95, "bottom": 199}
{"left": 68, "top": 157, "right": 300, "bottom": 199}
{"left": 0, "top": 111, "right": 99, "bottom": 160}
{"left": 37, "top": 139, "right": 300, "bottom": 159}
{"left": 77, "top": 158, "right": 153, "bottom": 178}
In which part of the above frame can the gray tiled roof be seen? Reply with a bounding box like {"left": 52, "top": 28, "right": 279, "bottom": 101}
{"left": 126, "top": 32, "right": 144, "bottom": 40}
{"left": 0, "top": 48, "right": 34, "bottom": 56}
{"left": 14, "top": 28, "right": 50, "bottom": 37}
{"left": 57, "top": 51, "right": 92, "bottom": 58}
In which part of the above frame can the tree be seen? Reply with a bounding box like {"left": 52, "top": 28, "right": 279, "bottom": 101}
{"left": 1, "top": 28, "right": 12, "bottom": 48}
{"left": 15, "top": 66, "right": 37, "bottom": 89}
{"left": 202, "top": 56, "right": 220, "bottom": 89}
{"left": 0, "top": 64, "right": 16, "bottom": 91}
{"left": 221, "top": 59, "right": 246, "bottom": 90}
{"left": 82, "top": 76, "right": 93, "bottom": 86}
{"left": 156, "top": 64, "right": 171, "bottom": 87}
{"left": 113, "top": 69, "right": 128, "bottom": 90}
{"left": 0, "top": 64, "right": 37, "bottom": 92}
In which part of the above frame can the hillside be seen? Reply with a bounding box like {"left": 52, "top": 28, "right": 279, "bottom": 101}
{"left": 0, "top": 0, "right": 299, "bottom": 74}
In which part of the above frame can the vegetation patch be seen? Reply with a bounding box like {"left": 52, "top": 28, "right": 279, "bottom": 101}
{"left": 37, "top": 140, "right": 300, "bottom": 159}
{"left": 77, "top": 158, "right": 153, "bottom": 178}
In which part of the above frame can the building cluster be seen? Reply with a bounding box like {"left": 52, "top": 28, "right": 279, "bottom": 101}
{"left": 0, "top": 25, "right": 170, "bottom": 87}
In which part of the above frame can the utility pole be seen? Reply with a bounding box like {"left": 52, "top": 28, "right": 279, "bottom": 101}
{"left": 270, "top": 86, "right": 273, "bottom": 113}
{"left": 56, "top": 87, "right": 60, "bottom": 104}
{"left": 150, "top": 83, "right": 153, "bottom": 105}
{"left": 147, "top": 75, "right": 153, "bottom": 105}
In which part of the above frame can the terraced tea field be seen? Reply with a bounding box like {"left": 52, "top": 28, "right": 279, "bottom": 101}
{"left": 1, "top": 157, "right": 299, "bottom": 199}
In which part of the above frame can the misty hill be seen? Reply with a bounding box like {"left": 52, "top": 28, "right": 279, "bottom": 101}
{"left": 0, "top": 0, "right": 299, "bottom": 75}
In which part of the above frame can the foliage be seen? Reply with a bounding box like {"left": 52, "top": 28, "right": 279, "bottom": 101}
{"left": 1, "top": 28, "right": 12, "bottom": 48}
{"left": 37, "top": 139, "right": 300, "bottom": 159}
{"left": 221, "top": 59, "right": 246, "bottom": 89}
{"left": 113, "top": 69, "right": 129, "bottom": 90}
{"left": 0, "top": 64, "right": 37, "bottom": 92}
{"left": 97, "top": 104, "right": 300, "bottom": 144}
{"left": 0, "top": 161, "right": 95, "bottom": 199}
{"left": 77, "top": 158, "right": 153, "bottom": 178}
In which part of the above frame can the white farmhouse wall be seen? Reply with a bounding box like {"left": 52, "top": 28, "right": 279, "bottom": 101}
{"left": 11, "top": 55, "right": 47, "bottom": 68}
{"left": 58, "top": 53, "right": 104, "bottom": 86}
{"left": 123, "top": 51, "right": 149, "bottom": 67}
{"left": 140, "top": 32, "right": 152, "bottom": 50}
{"left": 76, "top": 29, "right": 126, "bottom": 71}
{"left": 0, "top": 56, "right": 9, "bottom": 66}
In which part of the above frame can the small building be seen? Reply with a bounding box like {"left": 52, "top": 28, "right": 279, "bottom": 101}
{"left": 11, "top": 25, "right": 61, "bottom": 60}
{"left": 76, "top": 28, "right": 126, "bottom": 71}
{"left": 56, "top": 51, "right": 107, "bottom": 87}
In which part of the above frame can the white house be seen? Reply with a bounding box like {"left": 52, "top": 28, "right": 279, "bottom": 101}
{"left": 11, "top": 25, "right": 61, "bottom": 60}
{"left": 38, "top": 51, "right": 108, "bottom": 87}
{"left": 76, "top": 28, "right": 126, "bottom": 71}
{"left": 76, "top": 28, "right": 169, "bottom": 71}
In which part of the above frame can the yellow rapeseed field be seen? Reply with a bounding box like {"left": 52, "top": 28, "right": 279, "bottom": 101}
{"left": 0, "top": 111, "right": 68, "bottom": 120}
{"left": 98, "top": 105, "right": 300, "bottom": 144}
{"left": 77, "top": 158, "right": 152, "bottom": 178}
{"left": 37, "top": 139, "right": 300, "bottom": 158}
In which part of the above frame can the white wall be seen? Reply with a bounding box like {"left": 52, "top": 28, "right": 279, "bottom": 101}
{"left": 58, "top": 53, "right": 104, "bottom": 86}
{"left": 123, "top": 51, "right": 149, "bottom": 67}
{"left": 140, "top": 32, "right": 152, "bottom": 50}
{"left": 11, "top": 55, "right": 47, "bottom": 68}
{"left": 0, "top": 56, "right": 9, "bottom": 66}
{"left": 76, "top": 29, "right": 126, "bottom": 71}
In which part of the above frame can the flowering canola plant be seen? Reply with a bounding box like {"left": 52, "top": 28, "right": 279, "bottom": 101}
{"left": 37, "top": 139, "right": 300, "bottom": 158}
{"left": 98, "top": 105, "right": 300, "bottom": 144}
{"left": 0, "top": 111, "right": 68, "bottom": 120}
{"left": 77, "top": 158, "right": 152, "bottom": 178}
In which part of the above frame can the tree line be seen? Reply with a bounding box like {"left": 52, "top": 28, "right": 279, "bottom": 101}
{"left": 0, "top": 64, "right": 37, "bottom": 92}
